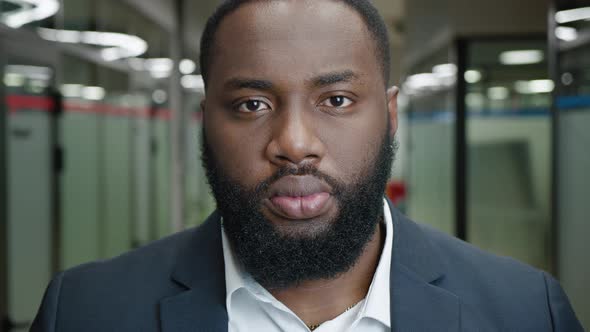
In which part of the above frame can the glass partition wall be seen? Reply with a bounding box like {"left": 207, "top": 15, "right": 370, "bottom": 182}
{"left": 0, "top": 1, "right": 184, "bottom": 330}
{"left": 1, "top": 50, "right": 59, "bottom": 332}
{"left": 403, "top": 46, "right": 457, "bottom": 235}
{"left": 404, "top": 37, "right": 552, "bottom": 267}
{"left": 552, "top": 0, "right": 590, "bottom": 328}
{"left": 403, "top": 31, "right": 588, "bottom": 327}
{"left": 465, "top": 39, "right": 552, "bottom": 272}
{"left": 403, "top": 37, "right": 551, "bottom": 262}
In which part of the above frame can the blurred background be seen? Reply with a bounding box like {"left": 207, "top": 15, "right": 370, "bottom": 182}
{"left": 0, "top": 0, "right": 589, "bottom": 330}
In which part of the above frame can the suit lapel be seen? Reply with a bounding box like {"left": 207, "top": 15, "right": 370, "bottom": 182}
{"left": 160, "top": 212, "right": 229, "bottom": 332}
{"left": 387, "top": 201, "right": 461, "bottom": 331}
{"left": 158, "top": 202, "right": 461, "bottom": 331}
{"left": 391, "top": 264, "right": 461, "bottom": 331}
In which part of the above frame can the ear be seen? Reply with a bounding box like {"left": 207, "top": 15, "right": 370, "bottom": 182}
{"left": 386, "top": 86, "right": 399, "bottom": 136}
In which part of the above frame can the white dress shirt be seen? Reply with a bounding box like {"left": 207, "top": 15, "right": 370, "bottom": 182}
{"left": 222, "top": 199, "right": 393, "bottom": 331}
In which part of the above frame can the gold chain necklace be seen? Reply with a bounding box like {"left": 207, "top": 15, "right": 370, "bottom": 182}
{"left": 307, "top": 300, "right": 362, "bottom": 331}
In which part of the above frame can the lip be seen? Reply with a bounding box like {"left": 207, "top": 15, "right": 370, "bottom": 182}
{"left": 263, "top": 175, "right": 335, "bottom": 220}
{"left": 266, "top": 175, "right": 333, "bottom": 198}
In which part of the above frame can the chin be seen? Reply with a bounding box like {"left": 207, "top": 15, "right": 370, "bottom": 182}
{"left": 262, "top": 209, "right": 339, "bottom": 239}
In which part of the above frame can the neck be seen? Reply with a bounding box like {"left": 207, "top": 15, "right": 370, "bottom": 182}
{"left": 269, "top": 219, "right": 385, "bottom": 327}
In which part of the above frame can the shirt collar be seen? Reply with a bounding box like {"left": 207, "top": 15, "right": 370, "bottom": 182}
{"left": 360, "top": 198, "right": 393, "bottom": 327}
{"left": 221, "top": 220, "right": 251, "bottom": 310}
{"left": 221, "top": 199, "right": 393, "bottom": 327}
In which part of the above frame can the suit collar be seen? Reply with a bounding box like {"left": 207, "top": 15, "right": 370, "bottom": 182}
{"left": 160, "top": 211, "right": 228, "bottom": 332}
{"left": 169, "top": 210, "right": 225, "bottom": 289}
{"left": 388, "top": 199, "right": 446, "bottom": 283}
{"left": 387, "top": 199, "right": 461, "bottom": 331}
{"left": 160, "top": 201, "right": 461, "bottom": 331}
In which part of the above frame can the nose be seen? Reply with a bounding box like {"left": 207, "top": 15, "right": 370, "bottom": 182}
{"left": 265, "top": 106, "right": 325, "bottom": 167}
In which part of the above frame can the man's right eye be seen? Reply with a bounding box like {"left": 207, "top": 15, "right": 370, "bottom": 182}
{"left": 236, "top": 99, "right": 271, "bottom": 113}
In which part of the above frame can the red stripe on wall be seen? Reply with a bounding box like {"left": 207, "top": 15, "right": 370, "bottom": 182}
{"left": 6, "top": 95, "right": 187, "bottom": 122}
{"left": 5, "top": 95, "right": 55, "bottom": 113}
{"left": 63, "top": 101, "right": 153, "bottom": 118}
{"left": 64, "top": 102, "right": 171, "bottom": 120}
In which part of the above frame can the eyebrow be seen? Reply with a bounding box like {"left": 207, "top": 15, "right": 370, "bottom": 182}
{"left": 311, "top": 70, "right": 361, "bottom": 88}
{"left": 222, "top": 70, "right": 361, "bottom": 91}
{"left": 224, "top": 78, "right": 274, "bottom": 91}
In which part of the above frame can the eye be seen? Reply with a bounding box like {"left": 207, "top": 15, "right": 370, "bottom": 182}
{"left": 236, "top": 99, "right": 271, "bottom": 113}
{"left": 320, "top": 95, "right": 354, "bottom": 108}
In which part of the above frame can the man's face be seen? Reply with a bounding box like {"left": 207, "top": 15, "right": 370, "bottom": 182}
{"left": 201, "top": 0, "right": 398, "bottom": 288}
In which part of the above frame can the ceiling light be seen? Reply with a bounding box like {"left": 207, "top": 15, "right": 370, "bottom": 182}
{"left": 60, "top": 84, "right": 84, "bottom": 98}
{"left": 555, "top": 7, "right": 590, "bottom": 24}
{"left": 4, "top": 73, "right": 26, "bottom": 87}
{"left": 37, "top": 29, "right": 81, "bottom": 43}
{"left": 181, "top": 75, "right": 205, "bottom": 92}
{"left": 90, "top": 32, "right": 147, "bottom": 61}
{"left": 152, "top": 90, "right": 168, "bottom": 104}
{"left": 561, "top": 72, "right": 574, "bottom": 86}
{"left": 403, "top": 71, "right": 458, "bottom": 96}
{"left": 432, "top": 63, "right": 457, "bottom": 77}
{"left": 30, "top": 79, "right": 49, "bottom": 88}
{"left": 431, "top": 64, "right": 457, "bottom": 87}
{"left": 464, "top": 70, "right": 482, "bottom": 83}
{"left": 82, "top": 86, "right": 106, "bottom": 101}
{"left": 404, "top": 73, "right": 440, "bottom": 90}
{"left": 179, "top": 59, "right": 196, "bottom": 75}
{"left": 514, "top": 80, "right": 554, "bottom": 94}
{"left": 150, "top": 71, "right": 172, "bottom": 79}
{"left": 499, "top": 50, "right": 544, "bottom": 65}
{"left": 5, "top": 65, "right": 52, "bottom": 80}
{"left": 145, "top": 58, "right": 174, "bottom": 79}
{"left": 555, "top": 26, "right": 578, "bottom": 42}
{"left": 487, "top": 87, "right": 509, "bottom": 100}
{"left": 145, "top": 58, "right": 174, "bottom": 73}
{"left": 2, "top": 0, "right": 60, "bottom": 28}
{"left": 38, "top": 28, "right": 148, "bottom": 61}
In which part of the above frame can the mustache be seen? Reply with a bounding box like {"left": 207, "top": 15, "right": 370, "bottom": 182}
{"left": 254, "top": 164, "right": 343, "bottom": 196}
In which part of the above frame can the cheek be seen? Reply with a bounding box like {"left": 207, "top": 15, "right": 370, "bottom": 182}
{"left": 204, "top": 114, "right": 272, "bottom": 187}
{"left": 318, "top": 108, "right": 388, "bottom": 180}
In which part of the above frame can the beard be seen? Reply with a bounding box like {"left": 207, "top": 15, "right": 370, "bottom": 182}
{"left": 201, "top": 119, "right": 395, "bottom": 290}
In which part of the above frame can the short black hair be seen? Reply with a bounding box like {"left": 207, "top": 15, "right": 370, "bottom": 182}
{"left": 199, "top": 0, "right": 391, "bottom": 89}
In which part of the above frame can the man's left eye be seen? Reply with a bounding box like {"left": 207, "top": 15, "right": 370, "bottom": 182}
{"left": 236, "top": 99, "right": 271, "bottom": 113}
{"left": 320, "top": 96, "right": 354, "bottom": 108}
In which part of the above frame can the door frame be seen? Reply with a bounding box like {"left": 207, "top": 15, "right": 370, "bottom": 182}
{"left": 455, "top": 33, "right": 552, "bottom": 272}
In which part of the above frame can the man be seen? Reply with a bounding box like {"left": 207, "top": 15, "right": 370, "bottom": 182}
{"left": 32, "top": 0, "right": 583, "bottom": 331}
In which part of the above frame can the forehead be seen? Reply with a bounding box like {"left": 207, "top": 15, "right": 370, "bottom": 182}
{"left": 208, "top": 0, "right": 381, "bottom": 88}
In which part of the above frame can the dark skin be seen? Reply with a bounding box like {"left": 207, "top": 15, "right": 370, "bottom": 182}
{"left": 202, "top": 0, "right": 398, "bottom": 326}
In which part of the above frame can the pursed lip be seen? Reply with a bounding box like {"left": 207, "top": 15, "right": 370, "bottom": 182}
{"left": 263, "top": 175, "right": 335, "bottom": 220}
{"left": 266, "top": 175, "right": 333, "bottom": 198}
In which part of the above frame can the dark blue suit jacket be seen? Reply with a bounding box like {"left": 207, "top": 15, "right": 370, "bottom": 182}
{"left": 31, "top": 202, "right": 584, "bottom": 331}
